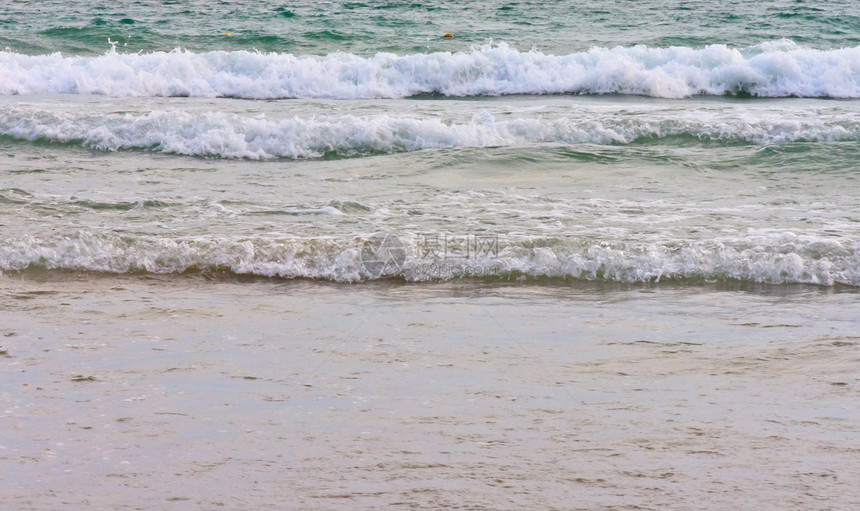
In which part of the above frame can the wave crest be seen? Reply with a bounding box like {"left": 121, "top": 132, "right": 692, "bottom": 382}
{"left": 2, "top": 106, "right": 856, "bottom": 159}
{"left": 3, "top": 232, "right": 859, "bottom": 287}
{"left": 2, "top": 41, "right": 859, "bottom": 99}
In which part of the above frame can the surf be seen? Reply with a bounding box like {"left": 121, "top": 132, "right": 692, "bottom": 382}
{"left": 1, "top": 102, "right": 857, "bottom": 159}
{"left": 1, "top": 41, "right": 858, "bottom": 99}
{"left": 2, "top": 231, "right": 859, "bottom": 286}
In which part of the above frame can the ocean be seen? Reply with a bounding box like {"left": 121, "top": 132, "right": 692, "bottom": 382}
{"left": 1, "top": 1, "right": 859, "bottom": 509}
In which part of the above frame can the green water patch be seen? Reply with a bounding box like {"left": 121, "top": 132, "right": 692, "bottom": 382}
{"left": 327, "top": 200, "right": 373, "bottom": 214}
{"left": 373, "top": 2, "right": 406, "bottom": 9}
{"left": 37, "top": 25, "right": 162, "bottom": 54}
{"left": 37, "top": 26, "right": 116, "bottom": 54}
{"left": 625, "top": 132, "right": 756, "bottom": 148}
{"left": 0, "top": 188, "right": 34, "bottom": 205}
{"left": 0, "top": 35, "right": 42, "bottom": 54}
{"left": 69, "top": 199, "right": 173, "bottom": 211}
{"left": 749, "top": 142, "right": 860, "bottom": 174}
{"left": 0, "top": 134, "right": 163, "bottom": 155}
{"left": 274, "top": 7, "right": 296, "bottom": 18}
{"left": 207, "top": 33, "right": 298, "bottom": 52}
{"left": 303, "top": 29, "right": 356, "bottom": 43}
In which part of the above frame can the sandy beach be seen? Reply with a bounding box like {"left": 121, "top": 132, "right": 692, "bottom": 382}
{"left": 2, "top": 274, "right": 858, "bottom": 510}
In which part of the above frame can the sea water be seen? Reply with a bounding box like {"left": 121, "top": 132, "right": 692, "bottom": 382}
{"left": 1, "top": 1, "right": 859, "bottom": 509}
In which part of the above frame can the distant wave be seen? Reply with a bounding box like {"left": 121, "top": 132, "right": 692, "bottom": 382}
{"left": 1, "top": 40, "right": 859, "bottom": 99}
{"left": 1, "top": 106, "right": 857, "bottom": 159}
{"left": 2, "top": 231, "right": 859, "bottom": 286}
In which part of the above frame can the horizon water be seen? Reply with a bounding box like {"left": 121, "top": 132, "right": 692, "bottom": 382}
{"left": 1, "top": 1, "right": 859, "bottom": 509}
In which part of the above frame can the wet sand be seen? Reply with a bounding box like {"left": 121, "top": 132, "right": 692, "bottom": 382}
{"left": 1, "top": 275, "right": 858, "bottom": 510}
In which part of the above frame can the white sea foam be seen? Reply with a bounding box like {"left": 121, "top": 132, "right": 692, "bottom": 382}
{"left": 1, "top": 106, "right": 856, "bottom": 158}
{"left": 1, "top": 41, "right": 858, "bottom": 99}
{"left": 2, "top": 232, "right": 859, "bottom": 286}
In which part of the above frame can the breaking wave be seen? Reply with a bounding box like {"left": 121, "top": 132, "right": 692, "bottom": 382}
{"left": 1, "top": 106, "right": 857, "bottom": 159}
{"left": 2, "top": 231, "right": 859, "bottom": 286}
{"left": 1, "top": 40, "right": 859, "bottom": 99}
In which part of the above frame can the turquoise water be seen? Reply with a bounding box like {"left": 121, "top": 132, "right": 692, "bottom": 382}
{"left": 3, "top": 1, "right": 859, "bottom": 55}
